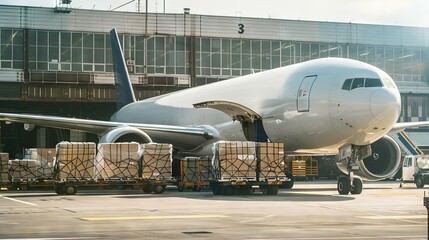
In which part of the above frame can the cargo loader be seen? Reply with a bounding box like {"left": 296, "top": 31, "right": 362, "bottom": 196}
{"left": 211, "top": 141, "right": 287, "bottom": 195}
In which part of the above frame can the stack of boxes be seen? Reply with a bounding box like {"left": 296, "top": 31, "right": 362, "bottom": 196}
{"left": 212, "top": 141, "right": 257, "bottom": 181}
{"left": 257, "top": 142, "right": 286, "bottom": 180}
{"left": 55, "top": 142, "right": 96, "bottom": 180}
{"left": 95, "top": 143, "right": 141, "bottom": 180}
{"left": 0, "top": 153, "right": 9, "bottom": 182}
{"left": 9, "top": 160, "right": 38, "bottom": 180}
{"left": 141, "top": 143, "right": 172, "bottom": 180}
{"left": 30, "top": 148, "right": 55, "bottom": 179}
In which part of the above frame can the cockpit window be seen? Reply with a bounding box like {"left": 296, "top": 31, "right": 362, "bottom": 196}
{"left": 351, "top": 78, "right": 364, "bottom": 90}
{"left": 342, "top": 79, "right": 353, "bottom": 90}
{"left": 342, "top": 78, "right": 384, "bottom": 91}
{"left": 365, "top": 78, "right": 383, "bottom": 87}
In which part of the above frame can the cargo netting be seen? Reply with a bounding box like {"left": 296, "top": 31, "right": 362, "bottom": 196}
{"left": 180, "top": 157, "right": 213, "bottom": 183}
{"left": 142, "top": 143, "right": 173, "bottom": 180}
{"left": 55, "top": 142, "right": 96, "bottom": 181}
{"left": 0, "top": 153, "right": 9, "bottom": 182}
{"left": 95, "top": 143, "right": 141, "bottom": 180}
{"left": 212, "top": 141, "right": 258, "bottom": 181}
{"left": 9, "top": 160, "right": 39, "bottom": 180}
{"left": 25, "top": 148, "right": 56, "bottom": 179}
{"left": 257, "top": 142, "right": 286, "bottom": 180}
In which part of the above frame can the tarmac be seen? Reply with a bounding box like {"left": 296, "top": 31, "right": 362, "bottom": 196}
{"left": 0, "top": 180, "right": 427, "bottom": 239}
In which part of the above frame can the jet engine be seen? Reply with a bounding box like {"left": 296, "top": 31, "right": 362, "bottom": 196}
{"left": 99, "top": 126, "right": 152, "bottom": 143}
{"left": 336, "top": 135, "right": 401, "bottom": 181}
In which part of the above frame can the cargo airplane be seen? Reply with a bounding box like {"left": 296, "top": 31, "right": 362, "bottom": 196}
{"left": 0, "top": 29, "right": 427, "bottom": 195}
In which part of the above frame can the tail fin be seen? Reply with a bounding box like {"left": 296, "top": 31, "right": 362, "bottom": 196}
{"left": 110, "top": 28, "right": 136, "bottom": 110}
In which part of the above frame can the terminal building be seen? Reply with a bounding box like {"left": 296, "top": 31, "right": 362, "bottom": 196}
{"left": 0, "top": 4, "right": 429, "bottom": 157}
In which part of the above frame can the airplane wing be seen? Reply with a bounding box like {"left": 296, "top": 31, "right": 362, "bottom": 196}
{"left": 390, "top": 121, "right": 429, "bottom": 133}
{"left": 0, "top": 113, "right": 214, "bottom": 151}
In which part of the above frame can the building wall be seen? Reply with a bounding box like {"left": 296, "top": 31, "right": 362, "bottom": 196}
{"left": 0, "top": 4, "right": 429, "bottom": 124}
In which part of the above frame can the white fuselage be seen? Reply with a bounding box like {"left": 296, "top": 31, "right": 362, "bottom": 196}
{"left": 113, "top": 58, "right": 401, "bottom": 155}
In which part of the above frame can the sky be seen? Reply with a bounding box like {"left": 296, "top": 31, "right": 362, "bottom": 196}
{"left": 2, "top": 0, "right": 429, "bottom": 27}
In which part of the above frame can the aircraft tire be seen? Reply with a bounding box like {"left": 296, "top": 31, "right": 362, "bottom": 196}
{"left": 337, "top": 176, "right": 351, "bottom": 195}
{"left": 350, "top": 178, "right": 363, "bottom": 194}
{"left": 415, "top": 176, "right": 425, "bottom": 188}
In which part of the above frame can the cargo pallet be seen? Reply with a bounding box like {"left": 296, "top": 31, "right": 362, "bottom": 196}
{"left": 211, "top": 141, "right": 287, "bottom": 195}
{"left": 177, "top": 157, "right": 212, "bottom": 192}
{"left": 53, "top": 179, "right": 174, "bottom": 195}
{"left": 1, "top": 179, "right": 54, "bottom": 191}
{"left": 210, "top": 179, "right": 283, "bottom": 195}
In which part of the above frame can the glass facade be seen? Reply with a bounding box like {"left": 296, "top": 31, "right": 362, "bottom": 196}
{"left": 0, "top": 28, "right": 24, "bottom": 69}
{"left": 2, "top": 28, "right": 427, "bottom": 83}
{"left": 0, "top": 27, "right": 429, "bottom": 122}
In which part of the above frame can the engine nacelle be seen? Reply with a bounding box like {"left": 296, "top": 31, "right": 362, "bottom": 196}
{"left": 99, "top": 126, "right": 153, "bottom": 143}
{"left": 336, "top": 135, "right": 401, "bottom": 181}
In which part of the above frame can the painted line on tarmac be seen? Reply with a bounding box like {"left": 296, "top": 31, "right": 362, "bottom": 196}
{"left": 81, "top": 214, "right": 228, "bottom": 221}
{"left": 2, "top": 238, "right": 99, "bottom": 240}
{"left": 0, "top": 195, "right": 38, "bottom": 206}
{"left": 360, "top": 215, "right": 426, "bottom": 220}
{"left": 2, "top": 237, "right": 100, "bottom": 240}
{"left": 287, "top": 236, "right": 426, "bottom": 240}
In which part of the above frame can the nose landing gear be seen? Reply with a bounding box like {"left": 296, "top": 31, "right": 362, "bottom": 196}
{"left": 337, "top": 175, "right": 363, "bottom": 195}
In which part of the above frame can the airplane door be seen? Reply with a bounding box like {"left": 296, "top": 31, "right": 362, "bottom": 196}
{"left": 297, "top": 75, "right": 317, "bottom": 112}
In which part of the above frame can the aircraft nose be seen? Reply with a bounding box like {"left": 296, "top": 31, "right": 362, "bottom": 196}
{"left": 369, "top": 89, "right": 401, "bottom": 121}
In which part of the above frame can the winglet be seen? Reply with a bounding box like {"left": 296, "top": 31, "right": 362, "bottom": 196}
{"left": 110, "top": 28, "right": 136, "bottom": 110}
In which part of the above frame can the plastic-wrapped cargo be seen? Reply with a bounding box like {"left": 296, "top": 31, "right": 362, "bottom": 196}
{"left": 257, "top": 142, "right": 286, "bottom": 180}
{"left": 95, "top": 143, "right": 141, "bottom": 180}
{"left": 141, "top": 143, "right": 172, "bottom": 180}
{"left": 24, "top": 148, "right": 55, "bottom": 179}
{"left": 212, "top": 141, "right": 257, "bottom": 181}
{"left": 9, "top": 160, "right": 39, "bottom": 180}
{"left": 55, "top": 142, "right": 96, "bottom": 180}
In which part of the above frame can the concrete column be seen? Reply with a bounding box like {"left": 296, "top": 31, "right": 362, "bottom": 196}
{"left": 70, "top": 130, "right": 86, "bottom": 142}
{"left": 37, "top": 127, "right": 46, "bottom": 148}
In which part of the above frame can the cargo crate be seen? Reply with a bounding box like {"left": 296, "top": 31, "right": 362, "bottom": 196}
{"left": 54, "top": 142, "right": 97, "bottom": 181}
{"left": 178, "top": 157, "right": 213, "bottom": 192}
{"left": 95, "top": 143, "right": 141, "bottom": 180}
{"left": 212, "top": 141, "right": 257, "bottom": 181}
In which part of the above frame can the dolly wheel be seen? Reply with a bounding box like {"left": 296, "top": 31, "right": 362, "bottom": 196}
{"left": 153, "top": 185, "right": 166, "bottom": 194}
{"left": 64, "top": 185, "right": 77, "bottom": 195}
{"left": 142, "top": 183, "right": 153, "bottom": 194}
{"left": 54, "top": 185, "right": 65, "bottom": 195}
